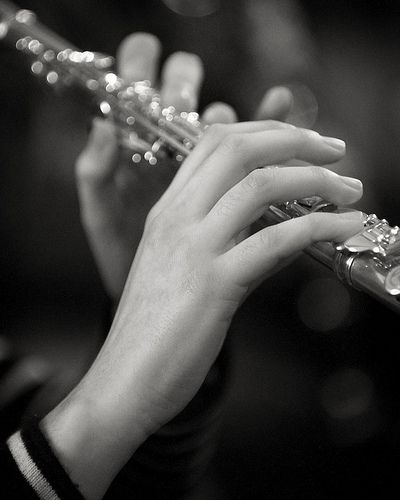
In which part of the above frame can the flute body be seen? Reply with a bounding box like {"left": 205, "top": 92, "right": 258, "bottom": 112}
{"left": 1, "top": 2, "right": 400, "bottom": 313}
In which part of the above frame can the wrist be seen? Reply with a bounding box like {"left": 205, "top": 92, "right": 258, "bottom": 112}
{"left": 42, "top": 378, "right": 150, "bottom": 500}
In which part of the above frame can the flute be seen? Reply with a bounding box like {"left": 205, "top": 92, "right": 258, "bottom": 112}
{"left": 1, "top": 2, "right": 400, "bottom": 313}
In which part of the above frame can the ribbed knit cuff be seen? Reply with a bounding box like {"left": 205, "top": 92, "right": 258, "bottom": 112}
{"left": 7, "top": 418, "right": 85, "bottom": 500}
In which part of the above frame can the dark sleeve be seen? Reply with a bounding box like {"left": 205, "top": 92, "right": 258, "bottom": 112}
{"left": 106, "top": 340, "right": 232, "bottom": 500}
{"left": 2, "top": 420, "right": 85, "bottom": 499}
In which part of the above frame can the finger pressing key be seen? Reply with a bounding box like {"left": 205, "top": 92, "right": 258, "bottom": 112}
{"left": 204, "top": 166, "right": 363, "bottom": 247}
{"left": 221, "top": 211, "right": 365, "bottom": 286}
{"left": 177, "top": 128, "right": 347, "bottom": 216}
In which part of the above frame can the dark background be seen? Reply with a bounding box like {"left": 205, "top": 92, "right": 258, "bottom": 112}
{"left": 1, "top": 1, "right": 400, "bottom": 498}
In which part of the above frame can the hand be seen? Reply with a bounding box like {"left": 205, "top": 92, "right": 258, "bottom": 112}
{"left": 47, "top": 122, "right": 363, "bottom": 499}
{"left": 76, "top": 33, "right": 294, "bottom": 301}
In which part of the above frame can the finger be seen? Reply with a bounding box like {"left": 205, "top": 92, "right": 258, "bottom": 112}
{"left": 115, "top": 165, "right": 139, "bottom": 198}
{"left": 204, "top": 166, "right": 363, "bottom": 246}
{"left": 76, "top": 119, "right": 118, "bottom": 187}
{"left": 117, "top": 32, "right": 161, "bottom": 83}
{"left": 183, "top": 121, "right": 294, "bottom": 174}
{"left": 76, "top": 119, "right": 120, "bottom": 227}
{"left": 156, "top": 120, "right": 293, "bottom": 211}
{"left": 161, "top": 52, "right": 203, "bottom": 112}
{"left": 179, "top": 128, "right": 346, "bottom": 215}
{"left": 255, "top": 86, "right": 293, "bottom": 121}
{"left": 202, "top": 102, "right": 238, "bottom": 125}
{"left": 221, "top": 211, "right": 364, "bottom": 286}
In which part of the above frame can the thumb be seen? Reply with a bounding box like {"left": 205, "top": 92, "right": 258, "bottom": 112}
{"left": 76, "top": 118, "right": 121, "bottom": 231}
{"left": 75, "top": 118, "right": 119, "bottom": 187}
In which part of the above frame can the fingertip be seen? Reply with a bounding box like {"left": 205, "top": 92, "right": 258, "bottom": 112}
{"left": 162, "top": 51, "right": 204, "bottom": 85}
{"left": 202, "top": 102, "right": 238, "bottom": 124}
{"left": 270, "top": 86, "right": 294, "bottom": 105}
{"left": 321, "top": 136, "right": 346, "bottom": 153}
{"left": 256, "top": 86, "right": 293, "bottom": 121}
{"left": 117, "top": 32, "right": 161, "bottom": 82}
{"left": 118, "top": 32, "right": 162, "bottom": 66}
{"left": 161, "top": 51, "right": 204, "bottom": 111}
{"left": 340, "top": 210, "right": 365, "bottom": 223}
{"left": 77, "top": 119, "right": 118, "bottom": 184}
{"left": 297, "top": 129, "right": 346, "bottom": 164}
{"left": 335, "top": 211, "right": 365, "bottom": 240}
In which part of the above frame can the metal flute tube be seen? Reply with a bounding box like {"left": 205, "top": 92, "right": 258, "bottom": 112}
{"left": 261, "top": 207, "right": 400, "bottom": 314}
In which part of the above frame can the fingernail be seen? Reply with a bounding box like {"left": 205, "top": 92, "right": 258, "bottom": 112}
{"left": 340, "top": 210, "right": 364, "bottom": 221}
{"left": 322, "top": 136, "right": 346, "bottom": 151}
{"left": 341, "top": 176, "right": 363, "bottom": 190}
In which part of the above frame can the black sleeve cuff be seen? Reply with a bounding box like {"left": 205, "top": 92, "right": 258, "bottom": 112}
{"left": 7, "top": 417, "right": 85, "bottom": 500}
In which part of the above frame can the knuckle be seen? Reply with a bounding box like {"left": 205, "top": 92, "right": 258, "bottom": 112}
{"left": 309, "top": 165, "right": 329, "bottom": 183}
{"left": 144, "top": 207, "right": 169, "bottom": 238}
{"left": 292, "top": 127, "right": 308, "bottom": 144}
{"left": 290, "top": 127, "right": 314, "bottom": 151}
{"left": 259, "top": 224, "right": 279, "bottom": 248}
{"left": 145, "top": 205, "right": 159, "bottom": 226}
{"left": 214, "top": 192, "right": 240, "bottom": 218}
{"left": 264, "top": 119, "right": 292, "bottom": 130}
{"left": 274, "top": 128, "right": 306, "bottom": 159}
{"left": 204, "top": 123, "right": 227, "bottom": 141}
{"left": 145, "top": 200, "right": 188, "bottom": 239}
{"left": 243, "top": 167, "right": 276, "bottom": 192}
{"left": 300, "top": 213, "right": 321, "bottom": 243}
{"left": 293, "top": 128, "right": 321, "bottom": 155}
{"left": 219, "top": 133, "right": 245, "bottom": 156}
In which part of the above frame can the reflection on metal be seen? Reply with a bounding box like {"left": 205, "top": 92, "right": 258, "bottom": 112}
{"left": 337, "top": 214, "right": 400, "bottom": 257}
{"left": 264, "top": 197, "right": 400, "bottom": 314}
{"left": 385, "top": 265, "right": 400, "bottom": 296}
{"left": 161, "top": 0, "right": 220, "bottom": 17}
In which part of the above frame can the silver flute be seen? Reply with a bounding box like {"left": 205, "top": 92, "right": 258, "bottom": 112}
{"left": 1, "top": 2, "right": 400, "bottom": 313}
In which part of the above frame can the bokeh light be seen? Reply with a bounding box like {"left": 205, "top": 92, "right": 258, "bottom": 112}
{"left": 320, "top": 368, "right": 380, "bottom": 445}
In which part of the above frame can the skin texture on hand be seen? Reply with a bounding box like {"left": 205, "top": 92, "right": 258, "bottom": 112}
{"left": 102, "top": 125, "right": 363, "bottom": 430}
{"left": 49, "top": 31, "right": 367, "bottom": 500}
{"left": 76, "top": 33, "right": 295, "bottom": 301}
{"left": 45, "top": 116, "right": 364, "bottom": 499}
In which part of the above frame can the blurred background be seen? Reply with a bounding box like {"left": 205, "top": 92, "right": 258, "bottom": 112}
{"left": 1, "top": 0, "right": 400, "bottom": 498}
